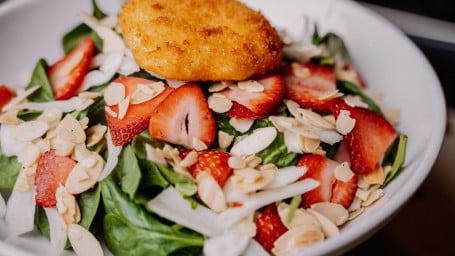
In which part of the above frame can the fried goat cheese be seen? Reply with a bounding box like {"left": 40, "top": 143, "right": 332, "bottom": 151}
{"left": 119, "top": 0, "right": 283, "bottom": 81}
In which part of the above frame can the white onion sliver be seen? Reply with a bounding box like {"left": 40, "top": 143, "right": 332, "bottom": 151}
{"left": 82, "top": 51, "right": 123, "bottom": 90}
{"left": 18, "top": 97, "right": 94, "bottom": 113}
{"left": 98, "top": 129, "right": 122, "bottom": 181}
{"left": 166, "top": 79, "right": 187, "bottom": 88}
{"left": 0, "top": 192, "right": 6, "bottom": 218}
{"left": 218, "top": 178, "right": 319, "bottom": 228}
{"left": 319, "top": 130, "right": 343, "bottom": 145}
{"left": 243, "top": 240, "right": 270, "bottom": 256}
{"left": 5, "top": 176, "right": 36, "bottom": 236}
{"left": 0, "top": 124, "right": 24, "bottom": 157}
{"left": 81, "top": 13, "right": 125, "bottom": 53}
{"left": 263, "top": 166, "right": 307, "bottom": 190}
{"left": 118, "top": 54, "right": 140, "bottom": 75}
{"left": 229, "top": 118, "right": 254, "bottom": 133}
{"left": 284, "top": 130, "right": 302, "bottom": 154}
{"left": 203, "top": 229, "right": 251, "bottom": 256}
{"left": 230, "top": 127, "right": 277, "bottom": 156}
{"left": 44, "top": 208, "right": 67, "bottom": 256}
{"left": 146, "top": 186, "right": 223, "bottom": 237}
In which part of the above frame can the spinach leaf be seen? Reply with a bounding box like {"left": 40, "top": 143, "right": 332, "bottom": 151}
{"left": 17, "top": 110, "right": 42, "bottom": 121}
{"left": 314, "top": 31, "right": 351, "bottom": 64}
{"left": 103, "top": 214, "right": 203, "bottom": 256}
{"left": 78, "top": 184, "right": 102, "bottom": 231}
{"left": 337, "top": 80, "right": 384, "bottom": 116}
{"left": 0, "top": 150, "right": 21, "bottom": 190}
{"left": 26, "top": 59, "right": 54, "bottom": 102}
{"left": 34, "top": 206, "right": 50, "bottom": 240}
{"left": 115, "top": 145, "right": 142, "bottom": 199}
{"left": 100, "top": 175, "right": 204, "bottom": 255}
{"left": 256, "top": 132, "right": 300, "bottom": 168}
{"left": 91, "top": 0, "right": 107, "bottom": 20}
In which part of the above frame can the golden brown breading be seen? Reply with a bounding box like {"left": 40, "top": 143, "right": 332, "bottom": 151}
{"left": 119, "top": 0, "right": 283, "bottom": 81}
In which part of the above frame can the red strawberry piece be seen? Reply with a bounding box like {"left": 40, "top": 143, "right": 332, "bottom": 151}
{"left": 0, "top": 84, "right": 15, "bottom": 111}
{"left": 283, "top": 62, "right": 348, "bottom": 113}
{"left": 149, "top": 84, "right": 216, "bottom": 149}
{"left": 298, "top": 154, "right": 357, "bottom": 209}
{"left": 35, "top": 150, "right": 77, "bottom": 208}
{"left": 340, "top": 107, "right": 397, "bottom": 174}
{"left": 183, "top": 149, "right": 233, "bottom": 186}
{"left": 220, "top": 73, "right": 285, "bottom": 118}
{"left": 254, "top": 203, "right": 288, "bottom": 252}
{"left": 47, "top": 37, "right": 95, "bottom": 100}
{"left": 106, "top": 76, "right": 173, "bottom": 146}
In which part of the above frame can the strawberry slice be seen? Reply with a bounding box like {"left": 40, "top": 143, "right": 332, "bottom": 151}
{"left": 105, "top": 77, "right": 173, "bottom": 146}
{"left": 47, "top": 37, "right": 95, "bottom": 100}
{"left": 0, "top": 84, "right": 15, "bottom": 111}
{"left": 220, "top": 73, "right": 285, "bottom": 118}
{"left": 183, "top": 149, "right": 233, "bottom": 186}
{"left": 149, "top": 84, "right": 216, "bottom": 149}
{"left": 254, "top": 203, "right": 288, "bottom": 251}
{"left": 298, "top": 154, "right": 357, "bottom": 209}
{"left": 283, "top": 62, "right": 348, "bottom": 113}
{"left": 35, "top": 150, "right": 77, "bottom": 208}
{"left": 341, "top": 107, "right": 397, "bottom": 174}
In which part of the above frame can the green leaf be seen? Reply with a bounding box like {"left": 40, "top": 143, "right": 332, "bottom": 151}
{"left": 78, "top": 184, "right": 102, "bottom": 231}
{"left": 256, "top": 132, "right": 300, "bottom": 168}
{"left": 337, "top": 80, "right": 384, "bottom": 116}
{"left": 91, "top": 0, "right": 107, "bottom": 20}
{"left": 315, "top": 32, "right": 352, "bottom": 64}
{"left": 116, "top": 145, "right": 142, "bottom": 199}
{"left": 26, "top": 59, "right": 54, "bottom": 102}
{"left": 383, "top": 134, "right": 408, "bottom": 186}
{"left": 16, "top": 110, "right": 42, "bottom": 121}
{"left": 0, "top": 150, "right": 21, "bottom": 190}
{"left": 34, "top": 205, "right": 50, "bottom": 240}
{"left": 103, "top": 214, "right": 203, "bottom": 256}
{"left": 62, "top": 25, "right": 103, "bottom": 54}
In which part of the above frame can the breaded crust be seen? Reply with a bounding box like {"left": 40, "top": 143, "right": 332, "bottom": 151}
{"left": 119, "top": 0, "right": 283, "bottom": 81}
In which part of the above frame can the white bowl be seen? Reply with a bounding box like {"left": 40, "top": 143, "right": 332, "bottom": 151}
{"left": 0, "top": 0, "right": 446, "bottom": 255}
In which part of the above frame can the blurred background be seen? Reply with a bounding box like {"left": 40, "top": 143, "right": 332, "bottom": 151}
{"left": 350, "top": 1, "right": 455, "bottom": 255}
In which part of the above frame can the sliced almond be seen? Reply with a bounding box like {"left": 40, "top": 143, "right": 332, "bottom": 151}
{"left": 272, "top": 225, "right": 324, "bottom": 255}
{"left": 196, "top": 171, "right": 227, "bottom": 213}
{"left": 336, "top": 110, "right": 356, "bottom": 135}
{"left": 343, "top": 95, "right": 368, "bottom": 108}
{"left": 361, "top": 165, "right": 385, "bottom": 185}
{"left": 334, "top": 162, "right": 354, "bottom": 182}
{"left": 145, "top": 144, "right": 168, "bottom": 167}
{"left": 310, "top": 202, "right": 349, "bottom": 226}
{"left": 130, "top": 82, "right": 165, "bottom": 104}
{"left": 228, "top": 156, "right": 247, "bottom": 169}
{"left": 318, "top": 89, "right": 343, "bottom": 101}
{"left": 230, "top": 127, "right": 277, "bottom": 156}
{"left": 348, "top": 207, "right": 365, "bottom": 220}
{"left": 229, "top": 117, "right": 254, "bottom": 133}
{"left": 0, "top": 110, "right": 19, "bottom": 125}
{"left": 68, "top": 224, "right": 104, "bottom": 256}
{"left": 218, "top": 131, "right": 234, "bottom": 149}
{"left": 291, "top": 63, "right": 311, "bottom": 78}
{"left": 51, "top": 136, "right": 76, "bottom": 156}
{"left": 180, "top": 150, "right": 198, "bottom": 167}
{"left": 36, "top": 108, "right": 63, "bottom": 128}
{"left": 231, "top": 168, "right": 275, "bottom": 193}
{"left": 361, "top": 188, "right": 384, "bottom": 207}
{"left": 78, "top": 91, "right": 101, "bottom": 99}
{"left": 297, "top": 108, "right": 335, "bottom": 130}
{"left": 192, "top": 137, "right": 208, "bottom": 151}
{"left": 208, "top": 81, "right": 233, "bottom": 92}
{"left": 55, "top": 185, "right": 80, "bottom": 225}
{"left": 86, "top": 124, "right": 107, "bottom": 147}
{"left": 307, "top": 209, "right": 339, "bottom": 238}
{"left": 277, "top": 202, "right": 320, "bottom": 229}
{"left": 17, "top": 143, "right": 41, "bottom": 167}
{"left": 117, "top": 95, "right": 130, "bottom": 120}
{"left": 56, "top": 115, "right": 86, "bottom": 144}
{"left": 66, "top": 153, "right": 104, "bottom": 194}
{"left": 104, "top": 105, "right": 117, "bottom": 118}
{"left": 12, "top": 121, "right": 48, "bottom": 142}
{"left": 208, "top": 93, "right": 233, "bottom": 113}
{"left": 237, "top": 80, "right": 264, "bottom": 92}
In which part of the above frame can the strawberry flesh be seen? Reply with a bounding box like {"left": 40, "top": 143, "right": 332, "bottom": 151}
{"left": 149, "top": 84, "right": 216, "bottom": 149}
{"left": 47, "top": 37, "right": 95, "bottom": 100}
{"left": 35, "top": 150, "right": 77, "bottom": 208}
{"left": 0, "top": 84, "right": 15, "bottom": 111}
{"left": 106, "top": 76, "right": 173, "bottom": 146}
{"left": 221, "top": 73, "right": 284, "bottom": 118}
{"left": 341, "top": 107, "right": 397, "bottom": 174}
{"left": 254, "top": 203, "right": 288, "bottom": 251}
{"left": 298, "top": 154, "right": 357, "bottom": 209}
{"left": 184, "top": 149, "right": 233, "bottom": 186}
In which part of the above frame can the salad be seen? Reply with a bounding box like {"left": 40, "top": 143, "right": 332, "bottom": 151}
{"left": 0, "top": 1, "right": 407, "bottom": 256}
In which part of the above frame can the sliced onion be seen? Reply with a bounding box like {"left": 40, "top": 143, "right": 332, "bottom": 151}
{"left": 18, "top": 97, "right": 94, "bottom": 113}
{"left": 0, "top": 124, "right": 24, "bottom": 157}
{"left": 82, "top": 51, "right": 124, "bottom": 90}
{"left": 98, "top": 129, "right": 122, "bottom": 181}
{"left": 81, "top": 13, "right": 125, "bottom": 53}
{"left": 218, "top": 179, "right": 319, "bottom": 228}
{"left": 243, "top": 240, "right": 270, "bottom": 256}
{"left": 147, "top": 186, "right": 223, "bottom": 237}
{"left": 263, "top": 166, "right": 307, "bottom": 190}
{"left": 0, "top": 192, "right": 6, "bottom": 218}
{"left": 203, "top": 229, "right": 251, "bottom": 256}
{"left": 44, "top": 208, "right": 67, "bottom": 256}
{"left": 230, "top": 127, "right": 277, "bottom": 156}
{"left": 5, "top": 176, "right": 36, "bottom": 236}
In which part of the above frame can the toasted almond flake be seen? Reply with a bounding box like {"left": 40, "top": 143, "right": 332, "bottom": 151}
{"left": 12, "top": 121, "right": 48, "bottom": 142}
{"left": 284, "top": 131, "right": 304, "bottom": 153}
{"left": 272, "top": 225, "right": 324, "bottom": 255}
{"left": 277, "top": 202, "right": 320, "bottom": 229}
{"left": 245, "top": 155, "right": 262, "bottom": 168}
{"left": 37, "top": 108, "right": 63, "bottom": 128}
{"left": 56, "top": 115, "right": 86, "bottom": 144}
{"left": 229, "top": 117, "right": 254, "bottom": 133}
{"left": 284, "top": 100, "right": 301, "bottom": 117}
{"left": 301, "top": 137, "right": 320, "bottom": 153}
{"left": 307, "top": 209, "right": 339, "bottom": 238}
{"left": 104, "top": 82, "right": 125, "bottom": 106}
{"left": 86, "top": 124, "right": 107, "bottom": 147}
{"left": 361, "top": 165, "right": 385, "bottom": 185}
{"left": 297, "top": 108, "right": 335, "bottom": 130}
{"left": 237, "top": 80, "right": 264, "bottom": 92}
{"left": 208, "top": 93, "right": 233, "bottom": 113}
{"left": 323, "top": 114, "right": 336, "bottom": 125}
{"left": 361, "top": 188, "right": 384, "bottom": 207}
{"left": 66, "top": 153, "right": 104, "bottom": 194}
{"left": 348, "top": 207, "right": 365, "bottom": 220}
{"left": 196, "top": 171, "right": 227, "bottom": 213}
{"left": 68, "top": 224, "right": 104, "bottom": 256}
{"left": 383, "top": 165, "right": 392, "bottom": 177}
{"left": 343, "top": 95, "right": 368, "bottom": 108}
{"left": 145, "top": 144, "right": 168, "bottom": 167}
{"left": 51, "top": 136, "right": 76, "bottom": 156}
{"left": 180, "top": 150, "right": 198, "bottom": 167}
{"left": 56, "top": 185, "right": 80, "bottom": 225}
{"left": 130, "top": 82, "right": 165, "bottom": 104}
{"left": 218, "top": 131, "right": 234, "bottom": 149}
{"left": 334, "top": 162, "right": 354, "bottom": 182}
{"left": 318, "top": 89, "right": 343, "bottom": 101}
{"left": 14, "top": 169, "right": 34, "bottom": 192}
{"left": 230, "top": 127, "right": 277, "bottom": 156}
{"left": 231, "top": 168, "right": 275, "bottom": 193}
{"left": 34, "top": 138, "right": 51, "bottom": 154}
{"left": 310, "top": 202, "right": 349, "bottom": 226}
{"left": 208, "top": 81, "right": 232, "bottom": 92}
{"left": 18, "top": 143, "right": 41, "bottom": 167}
{"left": 192, "top": 137, "right": 208, "bottom": 151}
{"left": 71, "top": 144, "right": 93, "bottom": 162}
{"left": 355, "top": 188, "right": 370, "bottom": 201}
{"left": 117, "top": 95, "right": 130, "bottom": 120}
{"left": 105, "top": 105, "right": 117, "bottom": 118}
{"left": 291, "top": 63, "right": 311, "bottom": 78}
{"left": 228, "top": 156, "right": 246, "bottom": 169}
{"left": 336, "top": 110, "right": 356, "bottom": 135}
{"left": 347, "top": 197, "right": 362, "bottom": 212}
{"left": 0, "top": 110, "right": 19, "bottom": 125}
{"left": 78, "top": 91, "right": 101, "bottom": 99}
